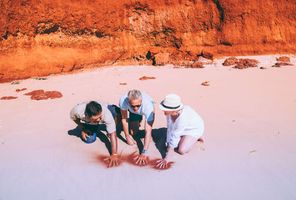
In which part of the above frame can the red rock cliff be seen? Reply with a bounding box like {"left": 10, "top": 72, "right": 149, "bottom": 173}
{"left": 1, "top": 0, "right": 296, "bottom": 82}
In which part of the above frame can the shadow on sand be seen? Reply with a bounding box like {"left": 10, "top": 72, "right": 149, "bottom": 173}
{"left": 116, "top": 127, "right": 168, "bottom": 158}
{"left": 68, "top": 125, "right": 112, "bottom": 155}
{"left": 68, "top": 126, "right": 170, "bottom": 169}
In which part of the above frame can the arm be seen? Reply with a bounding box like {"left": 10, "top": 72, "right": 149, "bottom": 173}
{"left": 120, "top": 109, "right": 135, "bottom": 145}
{"left": 103, "top": 107, "right": 119, "bottom": 154}
{"left": 164, "top": 145, "right": 173, "bottom": 160}
{"left": 70, "top": 111, "right": 89, "bottom": 141}
{"left": 155, "top": 145, "right": 173, "bottom": 169}
{"left": 142, "top": 109, "right": 155, "bottom": 152}
{"left": 101, "top": 107, "right": 120, "bottom": 168}
{"left": 73, "top": 118, "right": 83, "bottom": 128}
{"left": 166, "top": 116, "right": 185, "bottom": 150}
{"left": 134, "top": 113, "right": 154, "bottom": 166}
{"left": 155, "top": 117, "right": 179, "bottom": 169}
{"left": 105, "top": 131, "right": 120, "bottom": 168}
{"left": 142, "top": 116, "right": 154, "bottom": 152}
{"left": 109, "top": 131, "right": 118, "bottom": 155}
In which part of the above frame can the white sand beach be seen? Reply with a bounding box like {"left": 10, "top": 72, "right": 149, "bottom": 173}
{"left": 0, "top": 55, "right": 296, "bottom": 200}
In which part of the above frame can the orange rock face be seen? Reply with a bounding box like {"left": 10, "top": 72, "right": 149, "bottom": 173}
{"left": 1, "top": 0, "right": 296, "bottom": 82}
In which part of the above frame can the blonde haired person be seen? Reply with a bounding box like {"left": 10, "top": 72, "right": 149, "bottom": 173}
{"left": 119, "top": 89, "right": 155, "bottom": 166}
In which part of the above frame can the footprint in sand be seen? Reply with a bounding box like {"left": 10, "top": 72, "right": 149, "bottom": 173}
{"left": 249, "top": 150, "right": 257, "bottom": 154}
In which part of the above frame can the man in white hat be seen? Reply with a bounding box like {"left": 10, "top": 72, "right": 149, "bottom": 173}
{"left": 119, "top": 89, "right": 155, "bottom": 165}
{"left": 156, "top": 94, "right": 204, "bottom": 169}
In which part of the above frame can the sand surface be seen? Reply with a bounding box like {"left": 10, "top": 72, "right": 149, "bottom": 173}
{"left": 0, "top": 55, "right": 296, "bottom": 200}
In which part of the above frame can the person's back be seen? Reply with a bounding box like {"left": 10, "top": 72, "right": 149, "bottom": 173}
{"left": 69, "top": 100, "right": 120, "bottom": 168}
{"left": 157, "top": 94, "right": 205, "bottom": 169}
{"left": 70, "top": 100, "right": 115, "bottom": 127}
{"left": 177, "top": 105, "right": 204, "bottom": 134}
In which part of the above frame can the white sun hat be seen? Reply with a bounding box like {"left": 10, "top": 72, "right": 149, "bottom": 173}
{"left": 159, "top": 93, "right": 184, "bottom": 111}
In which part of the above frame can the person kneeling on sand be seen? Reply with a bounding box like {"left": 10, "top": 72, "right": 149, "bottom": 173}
{"left": 156, "top": 94, "right": 204, "bottom": 169}
{"left": 119, "top": 89, "right": 155, "bottom": 166}
{"left": 70, "top": 101, "right": 120, "bottom": 168}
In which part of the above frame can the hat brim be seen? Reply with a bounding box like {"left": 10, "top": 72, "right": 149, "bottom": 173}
{"left": 159, "top": 101, "right": 183, "bottom": 111}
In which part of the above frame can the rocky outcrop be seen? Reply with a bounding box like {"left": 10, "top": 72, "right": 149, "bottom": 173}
{"left": 16, "top": 88, "right": 27, "bottom": 92}
{"left": 24, "top": 90, "right": 63, "bottom": 100}
{"left": 223, "top": 57, "right": 259, "bottom": 69}
{"left": 276, "top": 56, "right": 291, "bottom": 63}
{"left": 223, "top": 57, "right": 238, "bottom": 66}
{"left": 1, "top": 0, "right": 296, "bottom": 82}
{"left": 234, "top": 59, "right": 258, "bottom": 69}
{"left": 272, "top": 56, "right": 293, "bottom": 67}
{"left": 1, "top": 96, "right": 17, "bottom": 100}
{"left": 201, "top": 81, "right": 210, "bottom": 86}
{"left": 139, "top": 76, "right": 156, "bottom": 81}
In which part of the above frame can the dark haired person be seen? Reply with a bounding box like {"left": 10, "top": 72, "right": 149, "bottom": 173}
{"left": 70, "top": 101, "right": 120, "bottom": 167}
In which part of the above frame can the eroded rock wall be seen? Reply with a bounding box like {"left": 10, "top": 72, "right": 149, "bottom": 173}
{"left": 0, "top": 0, "right": 296, "bottom": 82}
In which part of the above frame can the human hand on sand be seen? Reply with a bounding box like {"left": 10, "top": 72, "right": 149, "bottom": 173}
{"left": 133, "top": 154, "right": 149, "bottom": 166}
{"left": 81, "top": 131, "right": 89, "bottom": 141}
{"left": 155, "top": 159, "right": 170, "bottom": 169}
{"left": 104, "top": 154, "right": 121, "bottom": 168}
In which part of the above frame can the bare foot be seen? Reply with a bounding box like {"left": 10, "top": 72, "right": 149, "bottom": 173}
{"left": 197, "top": 138, "right": 205, "bottom": 151}
{"left": 197, "top": 137, "right": 204, "bottom": 143}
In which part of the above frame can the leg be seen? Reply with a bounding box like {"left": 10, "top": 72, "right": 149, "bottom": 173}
{"left": 80, "top": 124, "right": 98, "bottom": 144}
{"left": 96, "top": 131, "right": 112, "bottom": 155}
{"left": 129, "top": 121, "right": 140, "bottom": 135}
{"left": 128, "top": 112, "right": 145, "bottom": 152}
{"left": 177, "top": 135, "right": 198, "bottom": 155}
{"left": 129, "top": 112, "right": 142, "bottom": 135}
{"left": 82, "top": 124, "right": 98, "bottom": 134}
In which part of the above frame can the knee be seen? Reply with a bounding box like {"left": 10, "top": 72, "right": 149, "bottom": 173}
{"left": 177, "top": 148, "right": 188, "bottom": 155}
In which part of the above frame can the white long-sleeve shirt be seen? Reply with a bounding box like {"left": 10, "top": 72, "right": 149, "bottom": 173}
{"left": 166, "top": 105, "right": 204, "bottom": 148}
